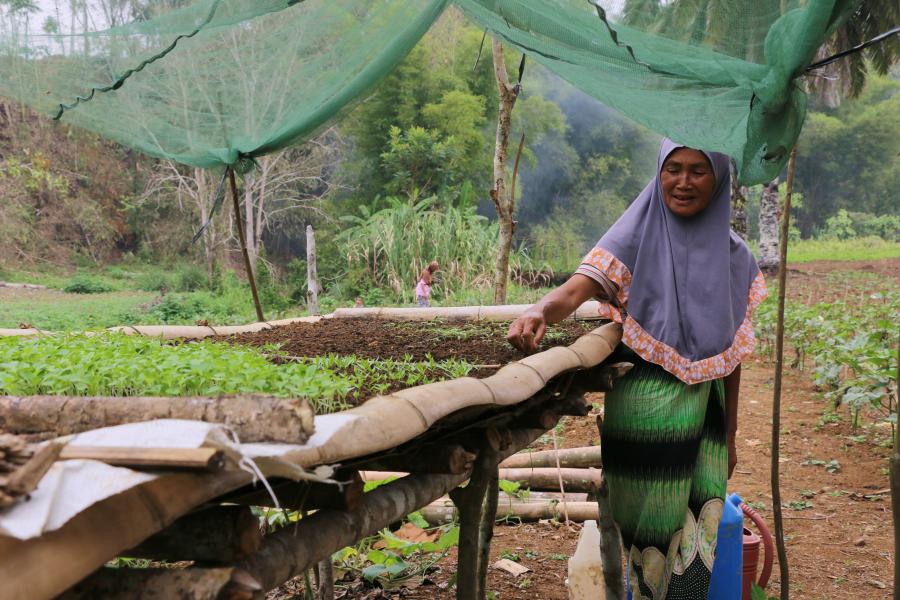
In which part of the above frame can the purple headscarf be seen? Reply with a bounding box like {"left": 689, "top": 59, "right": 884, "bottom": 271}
{"left": 580, "top": 138, "right": 766, "bottom": 383}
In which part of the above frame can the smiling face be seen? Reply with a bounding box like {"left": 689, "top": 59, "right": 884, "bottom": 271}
{"left": 660, "top": 148, "right": 717, "bottom": 218}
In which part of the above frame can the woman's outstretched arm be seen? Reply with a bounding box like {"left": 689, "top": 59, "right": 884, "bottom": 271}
{"left": 507, "top": 274, "right": 605, "bottom": 353}
{"left": 724, "top": 364, "right": 741, "bottom": 478}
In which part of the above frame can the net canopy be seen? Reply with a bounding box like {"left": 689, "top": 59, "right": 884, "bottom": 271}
{"left": 0, "top": 0, "right": 857, "bottom": 184}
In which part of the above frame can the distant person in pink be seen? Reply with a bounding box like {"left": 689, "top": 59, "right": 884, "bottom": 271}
{"left": 415, "top": 261, "right": 439, "bottom": 307}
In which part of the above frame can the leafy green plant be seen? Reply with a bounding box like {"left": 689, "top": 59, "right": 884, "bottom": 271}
{"left": 0, "top": 334, "right": 474, "bottom": 413}
{"left": 333, "top": 521, "right": 460, "bottom": 586}
{"left": 62, "top": 275, "right": 114, "bottom": 294}
{"left": 754, "top": 291, "right": 898, "bottom": 429}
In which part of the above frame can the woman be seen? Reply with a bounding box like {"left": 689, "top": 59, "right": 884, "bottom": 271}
{"left": 508, "top": 139, "right": 767, "bottom": 599}
{"left": 415, "top": 260, "right": 439, "bottom": 307}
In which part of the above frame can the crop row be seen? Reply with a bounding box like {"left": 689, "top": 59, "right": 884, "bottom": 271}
{"left": 754, "top": 290, "right": 898, "bottom": 428}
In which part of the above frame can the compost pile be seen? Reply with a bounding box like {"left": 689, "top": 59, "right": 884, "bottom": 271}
{"left": 218, "top": 319, "right": 591, "bottom": 365}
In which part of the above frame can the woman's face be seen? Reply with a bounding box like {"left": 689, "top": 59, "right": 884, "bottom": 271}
{"left": 660, "top": 148, "right": 717, "bottom": 218}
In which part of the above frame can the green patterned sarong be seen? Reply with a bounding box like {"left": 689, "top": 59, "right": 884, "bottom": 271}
{"left": 602, "top": 351, "right": 727, "bottom": 600}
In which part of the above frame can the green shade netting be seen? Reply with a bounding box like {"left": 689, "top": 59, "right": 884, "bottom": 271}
{"left": 0, "top": 0, "right": 857, "bottom": 184}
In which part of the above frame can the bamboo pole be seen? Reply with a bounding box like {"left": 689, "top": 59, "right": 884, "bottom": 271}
{"left": 228, "top": 167, "right": 265, "bottom": 323}
{"left": 306, "top": 225, "right": 319, "bottom": 316}
{"left": 420, "top": 500, "right": 601, "bottom": 525}
{"left": 361, "top": 468, "right": 602, "bottom": 493}
{"left": 499, "top": 445, "right": 602, "bottom": 469}
{"left": 771, "top": 146, "right": 797, "bottom": 600}
{"left": 892, "top": 336, "right": 900, "bottom": 600}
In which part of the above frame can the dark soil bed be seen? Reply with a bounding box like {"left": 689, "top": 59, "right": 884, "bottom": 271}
{"left": 217, "top": 318, "right": 594, "bottom": 367}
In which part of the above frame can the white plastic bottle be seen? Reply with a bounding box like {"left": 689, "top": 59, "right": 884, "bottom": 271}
{"left": 567, "top": 519, "right": 606, "bottom": 600}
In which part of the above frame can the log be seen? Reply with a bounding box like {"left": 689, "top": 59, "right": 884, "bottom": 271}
{"left": 501, "top": 467, "right": 601, "bottom": 493}
{"left": 59, "top": 446, "right": 224, "bottom": 470}
{"left": 419, "top": 500, "right": 599, "bottom": 525}
{"left": 223, "top": 473, "right": 365, "bottom": 512}
{"left": 125, "top": 506, "right": 262, "bottom": 563}
{"left": 0, "top": 435, "right": 62, "bottom": 507}
{"left": 355, "top": 444, "right": 477, "bottom": 475}
{"left": 0, "top": 394, "right": 314, "bottom": 444}
{"left": 499, "top": 446, "right": 602, "bottom": 469}
{"left": 59, "top": 566, "right": 247, "bottom": 600}
{"left": 0, "top": 281, "right": 47, "bottom": 289}
{"left": 362, "top": 467, "right": 602, "bottom": 493}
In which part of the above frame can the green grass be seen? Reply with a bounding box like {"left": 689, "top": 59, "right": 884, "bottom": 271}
{"left": 435, "top": 283, "right": 552, "bottom": 307}
{"left": 0, "top": 334, "right": 474, "bottom": 412}
{"left": 787, "top": 237, "right": 900, "bottom": 263}
{"left": 0, "top": 291, "right": 158, "bottom": 330}
{"left": 0, "top": 262, "right": 312, "bottom": 330}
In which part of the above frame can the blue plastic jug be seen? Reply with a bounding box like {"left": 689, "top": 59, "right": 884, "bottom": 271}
{"left": 708, "top": 493, "right": 745, "bottom": 600}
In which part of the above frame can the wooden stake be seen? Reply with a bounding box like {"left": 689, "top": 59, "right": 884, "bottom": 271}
{"left": 59, "top": 446, "right": 224, "bottom": 470}
{"left": 228, "top": 167, "right": 265, "bottom": 323}
{"left": 772, "top": 146, "right": 797, "bottom": 600}
{"left": 306, "top": 225, "right": 319, "bottom": 316}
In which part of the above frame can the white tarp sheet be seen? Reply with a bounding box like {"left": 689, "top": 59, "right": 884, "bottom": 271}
{"left": 0, "top": 417, "right": 355, "bottom": 541}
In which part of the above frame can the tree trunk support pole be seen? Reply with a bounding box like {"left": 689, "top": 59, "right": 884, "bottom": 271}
{"left": 450, "top": 432, "right": 501, "bottom": 600}
{"left": 772, "top": 146, "right": 797, "bottom": 600}
{"left": 228, "top": 167, "right": 265, "bottom": 322}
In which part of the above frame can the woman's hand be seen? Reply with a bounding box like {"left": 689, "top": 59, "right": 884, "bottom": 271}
{"left": 506, "top": 274, "right": 605, "bottom": 354}
{"left": 507, "top": 307, "right": 548, "bottom": 354}
{"left": 727, "top": 434, "right": 737, "bottom": 479}
{"left": 724, "top": 365, "right": 741, "bottom": 479}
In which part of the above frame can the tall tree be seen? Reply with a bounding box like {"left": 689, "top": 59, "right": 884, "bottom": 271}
{"left": 489, "top": 39, "right": 521, "bottom": 305}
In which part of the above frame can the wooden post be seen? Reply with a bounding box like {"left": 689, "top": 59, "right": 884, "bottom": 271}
{"left": 306, "top": 225, "right": 319, "bottom": 316}
{"left": 229, "top": 167, "right": 265, "bottom": 322}
{"left": 316, "top": 560, "right": 333, "bottom": 600}
{"left": 595, "top": 416, "right": 624, "bottom": 599}
{"left": 771, "top": 146, "right": 797, "bottom": 600}
{"left": 449, "top": 435, "right": 500, "bottom": 600}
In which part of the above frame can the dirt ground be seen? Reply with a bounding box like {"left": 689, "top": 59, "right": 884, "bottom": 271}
{"left": 216, "top": 318, "right": 591, "bottom": 366}
{"left": 262, "top": 260, "right": 898, "bottom": 600}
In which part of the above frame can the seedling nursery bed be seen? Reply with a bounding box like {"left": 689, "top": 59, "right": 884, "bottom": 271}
{"left": 212, "top": 318, "right": 592, "bottom": 404}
